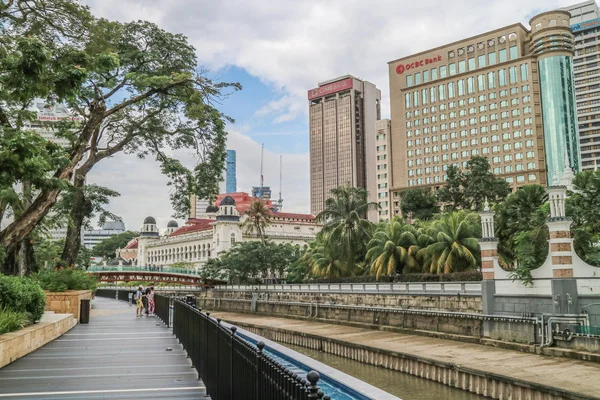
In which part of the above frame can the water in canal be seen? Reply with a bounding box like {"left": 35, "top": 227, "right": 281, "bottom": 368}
{"left": 282, "top": 343, "right": 485, "bottom": 400}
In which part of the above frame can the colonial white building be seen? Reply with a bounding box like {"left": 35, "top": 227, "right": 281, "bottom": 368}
{"left": 121, "top": 195, "right": 319, "bottom": 268}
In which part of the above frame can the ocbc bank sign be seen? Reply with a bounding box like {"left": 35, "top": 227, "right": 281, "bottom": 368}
{"left": 396, "top": 55, "right": 442, "bottom": 74}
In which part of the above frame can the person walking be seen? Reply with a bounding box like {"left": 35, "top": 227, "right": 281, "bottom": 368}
{"left": 142, "top": 286, "right": 150, "bottom": 316}
{"left": 135, "top": 286, "right": 144, "bottom": 318}
{"left": 128, "top": 291, "right": 133, "bottom": 306}
{"left": 147, "top": 287, "right": 155, "bottom": 316}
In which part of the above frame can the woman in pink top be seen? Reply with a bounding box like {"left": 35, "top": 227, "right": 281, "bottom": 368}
{"left": 147, "top": 287, "right": 155, "bottom": 316}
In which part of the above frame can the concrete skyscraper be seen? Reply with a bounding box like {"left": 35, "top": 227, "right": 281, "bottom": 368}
{"left": 226, "top": 149, "right": 237, "bottom": 193}
{"left": 388, "top": 9, "right": 581, "bottom": 215}
{"left": 308, "top": 75, "right": 382, "bottom": 221}
{"left": 563, "top": 1, "right": 600, "bottom": 171}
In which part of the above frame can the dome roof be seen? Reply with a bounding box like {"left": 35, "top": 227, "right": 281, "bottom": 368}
{"left": 143, "top": 216, "right": 157, "bottom": 225}
{"left": 167, "top": 220, "right": 178, "bottom": 228}
{"left": 206, "top": 204, "right": 219, "bottom": 213}
{"left": 220, "top": 196, "right": 236, "bottom": 206}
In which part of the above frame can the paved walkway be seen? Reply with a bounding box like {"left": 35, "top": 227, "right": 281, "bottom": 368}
{"left": 0, "top": 297, "right": 207, "bottom": 399}
{"left": 213, "top": 312, "right": 600, "bottom": 399}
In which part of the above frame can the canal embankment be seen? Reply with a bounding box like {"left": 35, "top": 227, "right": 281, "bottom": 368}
{"left": 211, "top": 311, "right": 600, "bottom": 400}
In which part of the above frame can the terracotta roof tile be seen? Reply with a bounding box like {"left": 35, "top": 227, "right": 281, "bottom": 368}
{"left": 170, "top": 219, "right": 213, "bottom": 236}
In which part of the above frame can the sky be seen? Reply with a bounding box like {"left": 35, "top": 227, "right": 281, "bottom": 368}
{"left": 84, "top": 0, "right": 577, "bottom": 231}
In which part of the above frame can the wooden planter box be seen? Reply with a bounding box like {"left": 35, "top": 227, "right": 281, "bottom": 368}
{"left": 44, "top": 290, "right": 93, "bottom": 322}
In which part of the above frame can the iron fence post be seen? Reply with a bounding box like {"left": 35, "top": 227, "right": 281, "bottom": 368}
{"left": 306, "top": 371, "right": 320, "bottom": 399}
{"left": 230, "top": 326, "right": 236, "bottom": 399}
{"left": 256, "top": 341, "right": 264, "bottom": 400}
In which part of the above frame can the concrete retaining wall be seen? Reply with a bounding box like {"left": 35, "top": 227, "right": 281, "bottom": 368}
{"left": 204, "top": 290, "right": 483, "bottom": 313}
{"left": 233, "top": 321, "right": 586, "bottom": 400}
{"left": 199, "top": 298, "right": 539, "bottom": 343}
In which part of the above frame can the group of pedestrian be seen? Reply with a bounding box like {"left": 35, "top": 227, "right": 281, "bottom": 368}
{"left": 130, "top": 286, "right": 155, "bottom": 318}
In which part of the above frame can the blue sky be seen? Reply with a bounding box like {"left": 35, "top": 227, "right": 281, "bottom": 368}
{"left": 215, "top": 66, "right": 309, "bottom": 155}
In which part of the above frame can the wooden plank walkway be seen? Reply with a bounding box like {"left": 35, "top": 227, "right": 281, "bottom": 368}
{"left": 0, "top": 297, "right": 207, "bottom": 399}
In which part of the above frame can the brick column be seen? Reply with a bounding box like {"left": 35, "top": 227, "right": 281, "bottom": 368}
{"left": 546, "top": 186, "right": 574, "bottom": 279}
{"left": 479, "top": 200, "right": 498, "bottom": 316}
{"left": 479, "top": 200, "right": 499, "bottom": 281}
{"left": 546, "top": 184, "right": 579, "bottom": 315}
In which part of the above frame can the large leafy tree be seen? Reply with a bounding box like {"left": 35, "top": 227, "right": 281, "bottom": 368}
{"left": 425, "top": 211, "right": 481, "bottom": 274}
{"left": 494, "top": 184, "right": 549, "bottom": 269}
{"left": 567, "top": 169, "right": 600, "bottom": 266}
{"left": 91, "top": 231, "right": 138, "bottom": 260}
{"left": 366, "top": 219, "right": 420, "bottom": 280}
{"left": 242, "top": 200, "right": 272, "bottom": 241}
{"left": 316, "top": 186, "right": 378, "bottom": 274}
{"left": 438, "top": 157, "right": 510, "bottom": 211}
{"left": 0, "top": 2, "right": 240, "bottom": 273}
{"left": 399, "top": 188, "right": 439, "bottom": 221}
{"left": 201, "top": 240, "right": 300, "bottom": 283}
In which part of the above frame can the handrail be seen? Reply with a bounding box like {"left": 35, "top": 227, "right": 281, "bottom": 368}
{"left": 212, "top": 281, "right": 482, "bottom": 295}
{"left": 161, "top": 295, "right": 328, "bottom": 400}
{"left": 88, "top": 265, "right": 202, "bottom": 276}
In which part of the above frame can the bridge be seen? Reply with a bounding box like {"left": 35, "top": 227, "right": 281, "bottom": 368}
{"left": 87, "top": 266, "right": 225, "bottom": 286}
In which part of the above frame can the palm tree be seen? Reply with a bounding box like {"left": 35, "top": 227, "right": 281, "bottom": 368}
{"left": 242, "top": 200, "right": 272, "bottom": 241}
{"left": 316, "top": 186, "right": 379, "bottom": 275}
{"left": 426, "top": 211, "right": 481, "bottom": 274}
{"left": 414, "top": 226, "right": 437, "bottom": 273}
{"left": 365, "top": 219, "right": 421, "bottom": 280}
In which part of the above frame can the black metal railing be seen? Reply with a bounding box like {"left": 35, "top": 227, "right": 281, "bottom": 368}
{"left": 166, "top": 296, "right": 328, "bottom": 399}
{"left": 95, "top": 289, "right": 117, "bottom": 299}
{"left": 154, "top": 294, "right": 171, "bottom": 327}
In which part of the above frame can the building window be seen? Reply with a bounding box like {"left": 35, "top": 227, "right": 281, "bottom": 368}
{"left": 520, "top": 63, "right": 529, "bottom": 82}
{"left": 231, "top": 233, "right": 236, "bottom": 244}
{"left": 478, "top": 54, "right": 486, "bottom": 68}
{"left": 499, "top": 69, "right": 506, "bottom": 86}
{"left": 406, "top": 75, "right": 413, "bottom": 87}
{"left": 440, "top": 65, "right": 447, "bottom": 77}
{"left": 509, "top": 66, "right": 517, "bottom": 84}
{"left": 528, "top": 174, "right": 537, "bottom": 181}
{"left": 499, "top": 48, "right": 507, "bottom": 63}
{"left": 467, "top": 77, "right": 475, "bottom": 94}
{"left": 458, "top": 60, "right": 466, "bottom": 73}
{"left": 468, "top": 57, "right": 476, "bottom": 71}
{"left": 509, "top": 45, "right": 518, "bottom": 60}
{"left": 488, "top": 52, "right": 497, "bottom": 65}
{"left": 431, "top": 68, "right": 438, "bottom": 80}
{"left": 449, "top": 63, "right": 456, "bottom": 76}
{"left": 405, "top": 93, "right": 411, "bottom": 108}
{"left": 415, "top": 72, "right": 421, "bottom": 84}
{"left": 423, "top": 70, "right": 430, "bottom": 83}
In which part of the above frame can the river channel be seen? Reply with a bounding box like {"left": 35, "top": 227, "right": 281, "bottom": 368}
{"left": 282, "top": 342, "right": 485, "bottom": 400}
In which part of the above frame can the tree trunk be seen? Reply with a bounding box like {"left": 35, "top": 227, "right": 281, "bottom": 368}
{"left": 61, "top": 172, "right": 88, "bottom": 267}
{"left": 0, "top": 101, "right": 106, "bottom": 252}
{"left": 17, "top": 181, "right": 34, "bottom": 276}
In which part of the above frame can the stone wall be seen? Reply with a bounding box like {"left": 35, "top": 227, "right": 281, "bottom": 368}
{"left": 493, "top": 295, "right": 554, "bottom": 317}
{"left": 0, "top": 313, "right": 76, "bottom": 368}
{"left": 203, "top": 290, "right": 483, "bottom": 313}
{"left": 44, "top": 290, "right": 92, "bottom": 321}
{"left": 200, "top": 298, "right": 494, "bottom": 340}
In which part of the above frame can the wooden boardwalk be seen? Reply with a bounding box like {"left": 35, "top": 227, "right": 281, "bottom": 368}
{"left": 0, "top": 297, "right": 207, "bottom": 399}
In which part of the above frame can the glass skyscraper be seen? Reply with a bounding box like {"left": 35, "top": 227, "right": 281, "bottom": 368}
{"left": 530, "top": 12, "right": 581, "bottom": 182}
{"left": 226, "top": 149, "right": 237, "bottom": 193}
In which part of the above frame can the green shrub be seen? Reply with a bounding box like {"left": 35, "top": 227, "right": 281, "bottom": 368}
{"left": 0, "top": 307, "right": 30, "bottom": 335}
{"left": 36, "top": 268, "right": 98, "bottom": 292}
{"left": 0, "top": 275, "right": 46, "bottom": 322}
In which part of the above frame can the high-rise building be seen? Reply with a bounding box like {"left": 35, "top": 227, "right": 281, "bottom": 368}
{"left": 82, "top": 221, "right": 126, "bottom": 249}
{"left": 308, "top": 75, "right": 381, "bottom": 221}
{"left": 226, "top": 149, "right": 237, "bottom": 193}
{"left": 251, "top": 186, "right": 272, "bottom": 200}
{"left": 388, "top": 10, "right": 581, "bottom": 200}
{"left": 375, "top": 119, "right": 391, "bottom": 221}
{"left": 563, "top": 1, "right": 600, "bottom": 171}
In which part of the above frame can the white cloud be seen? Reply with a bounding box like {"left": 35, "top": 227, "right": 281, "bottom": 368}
{"left": 84, "top": 0, "right": 571, "bottom": 123}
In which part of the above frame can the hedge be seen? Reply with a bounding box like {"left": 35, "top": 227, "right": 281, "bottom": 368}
{"left": 0, "top": 274, "right": 46, "bottom": 323}
{"left": 308, "top": 271, "right": 482, "bottom": 284}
